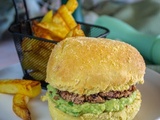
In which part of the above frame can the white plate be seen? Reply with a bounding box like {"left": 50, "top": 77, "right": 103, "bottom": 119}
{"left": 0, "top": 63, "right": 160, "bottom": 120}
{"left": 0, "top": 63, "right": 52, "bottom": 120}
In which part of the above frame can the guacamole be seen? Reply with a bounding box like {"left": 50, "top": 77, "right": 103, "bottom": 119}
{"left": 47, "top": 85, "right": 137, "bottom": 117}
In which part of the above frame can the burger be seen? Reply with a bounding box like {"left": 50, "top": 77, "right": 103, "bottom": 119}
{"left": 44, "top": 37, "right": 145, "bottom": 120}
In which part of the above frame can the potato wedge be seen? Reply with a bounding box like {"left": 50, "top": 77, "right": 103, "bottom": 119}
{"left": 52, "top": 13, "right": 69, "bottom": 29}
{"left": 58, "top": 5, "right": 77, "bottom": 30}
{"left": 32, "top": 20, "right": 69, "bottom": 40}
{"left": 22, "top": 37, "right": 41, "bottom": 52}
{"left": 38, "top": 41, "right": 55, "bottom": 52}
{"left": 66, "top": 0, "right": 78, "bottom": 14}
{"left": 21, "top": 37, "right": 55, "bottom": 81}
{"left": 0, "top": 80, "right": 41, "bottom": 98}
{"left": 32, "top": 0, "right": 85, "bottom": 42}
{"left": 22, "top": 51, "right": 50, "bottom": 72}
{"left": 13, "top": 94, "right": 31, "bottom": 120}
{"left": 41, "top": 10, "right": 53, "bottom": 23}
{"left": 66, "top": 24, "right": 85, "bottom": 37}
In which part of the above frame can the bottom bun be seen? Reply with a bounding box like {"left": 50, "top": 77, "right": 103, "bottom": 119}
{"left": 47, "top": 90, "right": 141, "bottom": 120}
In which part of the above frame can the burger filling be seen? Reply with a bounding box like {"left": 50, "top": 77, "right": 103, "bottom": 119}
{"left": 47, "top": 85, "right": 137, "bottom": 117}
{"left": 57, "top": 85, "right": 136, "bottom": 104}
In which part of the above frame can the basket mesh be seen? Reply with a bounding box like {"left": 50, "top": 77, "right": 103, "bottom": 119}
{"left": 9, "top": 18, "right": 109, "bottom": 88}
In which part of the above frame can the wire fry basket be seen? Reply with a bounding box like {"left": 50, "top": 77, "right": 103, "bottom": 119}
{"left": 9, "top": 0, "right": 110, "bottom": 88}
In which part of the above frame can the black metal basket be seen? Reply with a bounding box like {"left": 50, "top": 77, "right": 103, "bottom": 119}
{"left": 9, "top": 0, "right": 110, "bottom": 88}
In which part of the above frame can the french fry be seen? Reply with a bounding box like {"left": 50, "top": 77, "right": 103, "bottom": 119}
{"left": 41, "top": 10, "right": 54, "bottom": 23}
{"left": 32, "top": 21, "right": 61, "bottom": 41}
{"left": 22, "top": 51, "right": 48, "bottom": 80}
{"left": 22, "top": 51, "right": 48, "bottom": 71}
{"left": 37, "top": 46, "right": 53, "bottom": 58}
{"left": 66, "top": 24, "right": 85, "bottom": 37}
{"left": 22, "top": 37, "right": 55, "bottom": 53}
{"left": 32, "top": 21, "right": 69, "bottom": 40}
{"left": 21, "top": 37, "right": 55, "bottom": 81}
{"left": 58, "top": 5, "right": 77, "bottom": 30}
{"left": 66, "top": 0, "right": 78, "bottom": 14}
{"left": 32, "top": 0, "right": 82, "bottom": 41}
{"left": 0, "top": 80, "right": 41, "bottom": 120}
{"left": 13, "top": 94, "right": 31, "bottom": 120}
{"left": 39, "top": 41, "right": 55, "bottom": 51}
{"left": 0, "top": 80, "right": 41, "bottom": 98}
{"left": 52, "top": 13, "right": 69, "bottom": 30}
{"left": 22, "top": 37, "right": 41, "bottom": 52}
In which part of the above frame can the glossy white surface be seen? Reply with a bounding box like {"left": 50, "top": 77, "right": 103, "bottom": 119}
{"left": 135, "top": 68, "right": 160, "bottom": 120}
{"left": 0, "top": 63, "right": 51, "bottom": 120}
{"left": 0, "top": 64, "right": 160, "bottom": 120}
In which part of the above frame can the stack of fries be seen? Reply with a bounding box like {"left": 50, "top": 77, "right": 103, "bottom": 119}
{"left": 32, "top": 0, "right": 85, "bottom": 40}
{"left": 0, "top": 79, "right": 41, "bottom": 120}
{"left": 22, "top": 0, "right": 85, "bottom": 81}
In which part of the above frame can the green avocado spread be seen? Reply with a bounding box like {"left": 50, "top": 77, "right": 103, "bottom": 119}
{"left": 47, "top": 85, "right": 137, "bottom": 117}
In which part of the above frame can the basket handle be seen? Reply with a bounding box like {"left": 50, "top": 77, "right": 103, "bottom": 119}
{"left": 12, "top": 0, "right": 30, "bottom": 23}
{"left": 12, "top": 0, "right": 33, "bottom": 35}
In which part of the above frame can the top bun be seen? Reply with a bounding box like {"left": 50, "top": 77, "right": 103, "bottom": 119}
{"left": 46, "top": 37, "right": 145, "bottom": 95}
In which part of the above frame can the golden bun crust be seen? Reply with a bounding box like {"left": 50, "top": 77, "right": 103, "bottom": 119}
{"left": 47, "top": 90, "right": 141, "bottom": 120}
{"left": 46, "top": 37, "right": 145, "bottom": 95}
